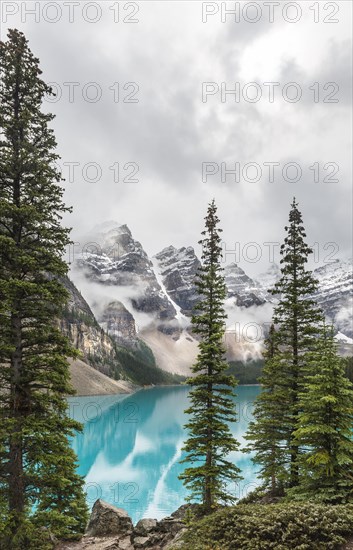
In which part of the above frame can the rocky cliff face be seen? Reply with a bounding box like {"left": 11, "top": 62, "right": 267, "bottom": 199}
{"left": 60, "top": 276, "right": 178, "bottom": 385}
{"left": 99, "top": 300, "right": 137, "bottom": 348}
{"left": 224, "top": 262, "right": 266, "bottom": 307}
{"left": 75, "top": 223, "right": 176, "bottom": 330}
{"left": 153, "top": 250, "right": 267, "bottom": 312}
{"left": 153, "top": 245, "right": 201, "bottom": 315}
{"left": 60, "top": 277, "right": 118, "bottom": 378}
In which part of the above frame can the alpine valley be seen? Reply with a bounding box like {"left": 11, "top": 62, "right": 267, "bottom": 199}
{"left": 63, "top": 222, "right": 353, "bottom": 391}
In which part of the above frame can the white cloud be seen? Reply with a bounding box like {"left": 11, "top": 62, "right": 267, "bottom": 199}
{"left": 2, "top": 1, "right": 351, "bottom": 276}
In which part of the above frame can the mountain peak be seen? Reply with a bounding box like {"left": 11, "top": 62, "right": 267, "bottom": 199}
{"left": 91, "top": 220, "right": 122, "bottom": 233}
{"left": 225, "top": 262, "right": 245, "bottom": 273}
{"left": 154, "top": 245, "right": 177, "bottom": 258}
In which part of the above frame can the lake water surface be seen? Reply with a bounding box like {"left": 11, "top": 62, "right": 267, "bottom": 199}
{"left": 68, "top": 385, "right": 261, "bottom": 523}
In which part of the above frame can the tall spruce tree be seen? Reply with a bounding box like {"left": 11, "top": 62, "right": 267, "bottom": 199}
{"left": 179, "top": 199, "right": 241, "bottom": 514}
{"left": 292, "top": 324, "right": 353, "bottom": 503}
{"left": 245, "top": 198, "right": 323, "bottom": 490}
{"left": 269, "top": 198, "right": 323, "bottom": 487}
{"left": 0, "top": 29, "right": 88, "bottom": 548}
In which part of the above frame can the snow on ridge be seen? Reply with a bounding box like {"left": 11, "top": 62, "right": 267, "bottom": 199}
{"left": 151, "top": 257, "right": 189, "bottom": 329}
{"left": 334, "top": 332, "right": 353, "bottom": 345}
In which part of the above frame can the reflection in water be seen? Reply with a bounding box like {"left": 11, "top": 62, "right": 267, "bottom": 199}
{"left": 68, "top": 385, "right": 261, "bottom": 523}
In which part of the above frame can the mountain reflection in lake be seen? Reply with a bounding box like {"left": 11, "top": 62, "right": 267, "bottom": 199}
{"left": 68, "top": 385, "right": 261, "bottom": 523}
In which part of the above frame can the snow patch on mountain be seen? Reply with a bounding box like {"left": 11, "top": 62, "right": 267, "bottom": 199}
{"left": 153, "top": 246, "right": 200, "bottom": 315}
{"left": 151, "top": 256, "right": 190, "bottom": 330}
{"left": 335, "top": 332, "right": 353, "bottom": 345}
{"left": 224, "top": 263, "right": 266, "bottom": 306}
{"left": 312, "top": 259, "right": 353, "bottom": 338}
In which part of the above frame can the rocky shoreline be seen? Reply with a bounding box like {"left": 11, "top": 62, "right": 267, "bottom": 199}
{"left": 55, "top": 499, "right": 353, "bottom": 550}
{"left": 56, "top": 499, "right": 191, "bottom": 550}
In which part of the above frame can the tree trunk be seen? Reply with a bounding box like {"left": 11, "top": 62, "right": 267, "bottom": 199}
{"left": 205, "top": 387, "right": 213, "bottom": 513}
{"left": 8, "top": 313, "right": 25, "bottom": 517}
{"left": 290, "top": 242, "right": 299, "bottom": 487}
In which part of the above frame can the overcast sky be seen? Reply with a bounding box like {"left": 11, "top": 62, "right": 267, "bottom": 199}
{"left": 1, "top": 1, "right": 352, "bottom": 275}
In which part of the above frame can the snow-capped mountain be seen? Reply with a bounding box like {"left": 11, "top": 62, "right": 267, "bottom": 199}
{"left": 254, "top": 259, "right": 353, "bottom": 340}
{"left": 153, "top": 251, "right": 267, "bottom": 311}
{"left": 70, "top": 223, "right": 352, "bottom": 374}
{"left": 254, "top": 259, "right": 353, "bottom": 339}
{"left": 312, "top": 259, "right": 353, "bottom": 338}
{"left": 75, "top": 223, "right": 176, "bottom": 331}
{"left": 153, "top": 245, "right": 201, "bottom": 315}
{"left": 224, "top": 263, "right": 266, "bottom": 307}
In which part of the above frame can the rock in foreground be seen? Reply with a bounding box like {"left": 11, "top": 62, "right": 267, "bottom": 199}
{"left": 85, "top": 499, "right": 133, "bottom": 537}
{"left": 56, "top": 500, "right": 193, "bottom": 549}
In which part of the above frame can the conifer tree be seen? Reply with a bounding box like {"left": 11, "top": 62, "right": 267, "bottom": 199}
{"left": 245, "top": 198, "right": 323, "bottom": 490}
{"left": 0, "top": 29, "right": 88, "bottom": 548}
{"left": 269, "top": 198, "right": 323, "bottom": 487}
{"left": 179, "top": 200, "right": 241, "bottom": 514}
{"left": 245, "top": 325, "right": 289, "bottom": 494}
{"left": 292, "top": 324, "right": 353, "bottom": 503}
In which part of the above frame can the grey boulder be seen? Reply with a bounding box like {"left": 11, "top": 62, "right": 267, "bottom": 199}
{"left": 86, "top": 499, "right": 133, "bottom": 537}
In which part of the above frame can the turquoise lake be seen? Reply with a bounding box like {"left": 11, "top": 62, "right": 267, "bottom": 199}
{"left": 68, "top": 385, "right": 261, "bottom": 524}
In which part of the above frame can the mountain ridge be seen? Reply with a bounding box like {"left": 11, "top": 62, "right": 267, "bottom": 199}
{"left": 69, "top": 223, "right": 352, "bottom": 376}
